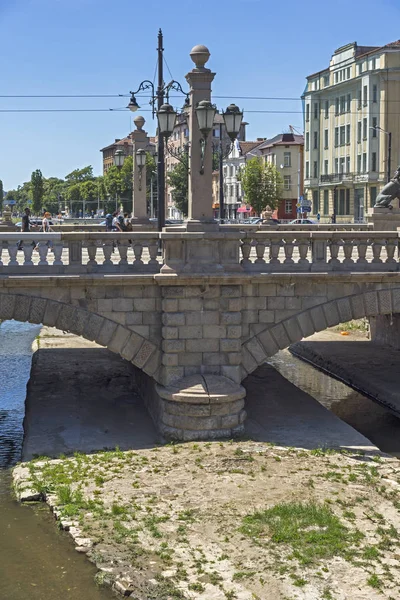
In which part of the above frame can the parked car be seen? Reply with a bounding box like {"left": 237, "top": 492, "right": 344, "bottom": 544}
{"left": 289, "top": 218, "right": 316, "bottom": 225}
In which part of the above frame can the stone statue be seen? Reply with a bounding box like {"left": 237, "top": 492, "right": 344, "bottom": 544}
{"left": 374, "top": 167, "right": 400, "bottom": 209}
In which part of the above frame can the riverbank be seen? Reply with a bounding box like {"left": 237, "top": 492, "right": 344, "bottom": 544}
{"left": 14, "top": 442, "right": 400, "bottom": 599}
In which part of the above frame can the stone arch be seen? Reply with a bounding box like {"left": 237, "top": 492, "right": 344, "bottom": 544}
{"left": 0, "top": 292, "right": 161, "bottom": 381}
{"left": 241, "top": 286, "right": 400, "bottom": 379}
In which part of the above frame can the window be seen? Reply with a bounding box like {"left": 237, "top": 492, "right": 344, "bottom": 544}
{"left": 324, "top": 129, "right": 328, "bottom": 148}
{"left": 284, "top": 175, "right": 291, "bottom": 190}
{"left": 346, "top": 124, "right": 350, "bottom": 144}
{"left": 313, "top": 161, "right": 318, "bottom": 178}
{"left": 339, "top": 189, "right": 345, "bottom": 214}
{"left": 284, "top": 151, "right": 291, "bottom": 167}
{"left": 372, "top": 58, "right": 376, "bottom": 70}
{"left": 324, "top": 159, "right": 328, "bottom": 174}
{"left": 363, "top": 85, "right": 368, "bottom": 106}
{"left": 346, "top": 156, "right": 350, "bottom": 173}
{"left": 313, "top": 190, "right": 319, "bottom": 214}
{"left": 335, "top": 158, "right": 339, "bottom": 174}
{"left": 335, "top": 97, "right": 339, "bottom": 115}
{"left": 314, "top": 103, "right": 319, "bottom": 119}
{"left": 370, "top": 187, "right": 377, "bottom": 207}
{"left": 305, "top": 161, "right": 309, "bottom": 178}
{"left": 305, "top": 104, "right": 310, "bottom": 122}
{"left": 184, "top": 128, "right": 189, "bottom": 138}
{"left": 313, "top": 131, "right": 318, "bottom": 149}
{"left": 357, "top": 90, "right": 362, "bottom": 109}
{"left": 324, "top": 100, "right": 329, "bottom": 118}
{"left": 285, "top": 200, "right": 292, "bottom": 214}
{"left": 335, "top": 72, "right": 338, "bottom": 84}
{"left": 323, "top": 74, "right": 329, "bottom": 87}
{"left": 347, "top": 67, "right": 351, "bottom": 79}
{"left": 305, "top": 132, "right": 310, "bottom": 151}
{"left": 357, "top": 155, "right": 361, "bottom": 173}
{"left": 334, "top": 127, "right": 339, "bottom": 147}
{"left": 339, "top": 157, "right": 345, "bottom": 173}
{"left": 372, "top": 152, "right": 377, "bottom": 172}
{"left": 372, "top": 84, "right": 378, "bottom": 103}
{"left": 346, "top": 189, "right": 350, "bottom": 214}
{"left": 372, "top": 117, "right": 377, "bottom": 136}
{"left": 340, "top": 125, "right": 346, "bottom": 145}
{"left": 363, "top": 152, "right": 367, "bottom": 172}
{"left": 213, "top": 128, "right": 220, "bottom": 137}
{"left": 323, "top": 189, "right": 329, "bottom": 214}
{"left": 346, "top": 94, "right": 351, "bottom": 112}
{"left": 357, "top": 121, "right": 362, "bottom": 143}
{"left": 357, "top": 64, "right": 361, "bottom": 76}
{"left": 363, "top": 118, "right": 367, "bottom": 139}
{"left": 340, "top": 96, "right": 346, "bottom": 113}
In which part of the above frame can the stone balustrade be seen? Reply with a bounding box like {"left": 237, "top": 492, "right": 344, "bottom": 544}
{"left": 0, "top": 232, "right": 160, "bottom": 274}
{"left": 1, "top": 230, "right": 400, "bottom": 275}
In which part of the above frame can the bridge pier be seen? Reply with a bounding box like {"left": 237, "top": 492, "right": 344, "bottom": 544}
{"left": 370, "top": 313, "right": 400, "bottom": 349}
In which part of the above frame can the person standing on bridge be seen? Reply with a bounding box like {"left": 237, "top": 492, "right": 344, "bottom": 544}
{"left": 17, "top": 207, "right": 37, "bottom": 251}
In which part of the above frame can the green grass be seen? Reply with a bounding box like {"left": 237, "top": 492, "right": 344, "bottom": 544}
{"left": 367, "top": 573, "right": 382, "bottom": 589}
{"left": 240, "top": 501, "right": 362, "bottom": 565}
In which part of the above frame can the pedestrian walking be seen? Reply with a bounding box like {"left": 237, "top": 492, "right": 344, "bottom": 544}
{"left": 17, "top": 207, "right": 37, "bottom": 251}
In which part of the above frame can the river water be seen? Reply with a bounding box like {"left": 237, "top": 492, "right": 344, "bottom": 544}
{"left": 0, "top": 321, "right": 115, "bottom": 600}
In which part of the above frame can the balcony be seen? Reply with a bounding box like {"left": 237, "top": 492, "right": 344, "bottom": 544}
{"left": 320, "top": 173, "right": 354, "bottom": 184}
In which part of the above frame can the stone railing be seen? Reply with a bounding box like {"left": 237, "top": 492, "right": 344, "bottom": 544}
{"left": 0, "top": 232, "right": 160, "bottom": 274}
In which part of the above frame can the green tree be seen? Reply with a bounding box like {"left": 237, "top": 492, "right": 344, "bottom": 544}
{"left": 31, "top": 169, "right": 44, "bottom": 214}
{"left": 167, "top": 153, "right": 189, "bottom": 216}
{"left": 238, "top": 157, "right": 283, "bottom": 216}
{"left": 43, "top": 177, "right": 66, "bottom": 214}
{"left": 0, "top": 179, "right": 3, "bottom": 213}
{"left": 65, "top": 166, "right": 94, "bottom": 184}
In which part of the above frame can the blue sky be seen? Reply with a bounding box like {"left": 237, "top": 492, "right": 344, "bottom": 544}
{"left": 1, "top": 0, "right": 399, "bottom": 190}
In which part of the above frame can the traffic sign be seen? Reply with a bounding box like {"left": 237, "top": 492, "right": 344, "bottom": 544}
{"left": 299, "top": 195, "right": 304, "bottom": 202}
{"left": 7, "top": 200, "right": 16, "bottom": 206}
{"left": 300, "top": 206, "right": 311, "bottom": 213}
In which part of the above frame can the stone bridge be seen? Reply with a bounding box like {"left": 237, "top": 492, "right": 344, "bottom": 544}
{"left": 1, "top": 230, "right": 400, "bottom": 440}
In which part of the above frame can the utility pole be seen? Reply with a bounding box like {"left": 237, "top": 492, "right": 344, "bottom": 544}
{"left": 157, "top": 29, "right": 165, "bottom": 231}
{"left": 219, "top": 122, "right": 224, "bottom": 222}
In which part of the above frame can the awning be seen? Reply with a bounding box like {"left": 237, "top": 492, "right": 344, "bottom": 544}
{"left": 237, "top": 206, "right": 252, "bottom": 213}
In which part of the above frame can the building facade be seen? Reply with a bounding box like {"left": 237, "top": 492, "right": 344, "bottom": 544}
{"left": 303, "top": 40, "right": 400, "bottom": 222}
{"left": 258, "top": 133, "right": 304, "bottom": 221}
{"left": 100, "top": 134, "right": 156, "bottom": 175}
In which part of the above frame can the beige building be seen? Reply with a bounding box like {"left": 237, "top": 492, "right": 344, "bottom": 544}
{"left": 303, "top": 40, "right": 400, "bottom": 222}
{"left": 100, "top": 134, "right": 156, "bottom": 174}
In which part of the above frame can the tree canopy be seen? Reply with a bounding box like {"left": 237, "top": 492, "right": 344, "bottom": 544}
{"left": 167, "top": 154, "right": 189, "bottom": 216}
{"left": 238, "top": 157, "right": 283, "bottom": 216}
{"left": 31, "top": 169, "right": 44, "bottom": 214}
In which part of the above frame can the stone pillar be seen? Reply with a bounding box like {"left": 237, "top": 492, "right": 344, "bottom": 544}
{"left": 131, "top": 115, "right": 150, "bottom": 223}
{"left": 367, "top": 204, "right": 400, "bottom": 231}
{"left": 185, "top": 45, "right": 216, "bottom": 230}
{"left": 370, "top": 314, "right": 400, "bottom": 349}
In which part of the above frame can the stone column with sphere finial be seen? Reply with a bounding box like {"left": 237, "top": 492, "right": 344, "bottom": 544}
{"left": 131, "top": 115, "right": 150, "bottom": 223}
{"left": 185, "top": 45, "right": 216, "bottom": 230}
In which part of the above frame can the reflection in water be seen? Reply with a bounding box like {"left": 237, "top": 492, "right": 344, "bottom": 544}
{"left": 269, "top": 350, "right": 400, "bottom": 456}
{"left": 0, "top": 321, "right": 115, "bottom": 600}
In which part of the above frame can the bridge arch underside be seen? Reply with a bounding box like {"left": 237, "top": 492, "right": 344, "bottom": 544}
{"left": 0, "top": 292, "right": 161, "bottom": 380}
{"left": 241, "top": 285, "right": 400, "bottom": 378}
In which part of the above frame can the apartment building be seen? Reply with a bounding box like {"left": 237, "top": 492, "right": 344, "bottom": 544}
{"left": 100, "top": 134, "right": 156, "bottom": 174}
{"left": 258, "top": 133, "right": 304, "bottom": 221}
{"left": 303, "top": 40, "right": 400, "bottom": 222}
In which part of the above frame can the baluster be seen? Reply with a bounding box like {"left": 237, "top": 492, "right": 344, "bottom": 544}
{"left": 22, "top": 244, "right": 34, "bottom": 266}
{"left": 385, "top": 239, "right": 397, "bottom": 264}
{"left": 52, "top": 242, "right": 64, "bottom": 266}
{"left": 255, "top": 239, "right": 266, "bottom": 264}
{"left": 117, "top": 241, "right": 129, "bottom": 265}
{"left": 0, "top": 244, "right": 3, "bottom": 267}
{"left": 297, "top": 239, "right": 310, "bottom": 265}
{"left": 342, "top": 239, "right": 354, "bottom": 267}
{"left": 148, "top": 239, "right": 159, "bottom": 266}
{"left": 371, "top": 239, "right": 383, "bottom": 263}
{"left": 86, "top": 241, "right": 98, "bottom": 266}
{"left": 240, "top": 240, "right": 252, "bottom": 266}
{"left": 328, "top": 239, "right": 340, "bottom": 267}
{"left": 269, "top": 239, "right": 282, "bottom": 266}
{"left": 132, "top": 241, "right": 144, "bottom": 267}
{"left": 283, "top": 237, "right": 295, "bottom": 264}
{"left": 102, "top": 241, "right": 113, "bottom": 266}
{"left": 37, "top": 243, "right": 49, "bottom": 266}
{"left": 8, "top": 243, "right": 19, "bottom": 266}
{"left": 355, "top": 238, "right": 368, "bottom": 265}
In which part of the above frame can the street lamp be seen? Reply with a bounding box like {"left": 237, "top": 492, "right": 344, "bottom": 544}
{"left": 370, "top": 125, "right": 392, "bottom": 182}
{"left": 158, "top": 103, "right": 177, "bottom": 138}
{"left": 222, "top": 104, "right": 243, "bottom": 142}
{"left": 135, "top": 148, "right": 146, "bottom": 191}
{"left": 195, "top": 100, "right": 217, "bottom": 175}
{"left": 114, "top": 149, "right": 125, "bottom": 168}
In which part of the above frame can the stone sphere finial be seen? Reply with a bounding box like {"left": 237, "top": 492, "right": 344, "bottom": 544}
{"left": 190, "top": 45, "right": 210, "bottom": 68}
{"left": 134, "top": 115, "right": 145, "bottom": 130}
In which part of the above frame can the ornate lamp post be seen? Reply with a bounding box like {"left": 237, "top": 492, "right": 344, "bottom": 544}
{"left": 113, "top": 149, "right": 125, "bottom": 169}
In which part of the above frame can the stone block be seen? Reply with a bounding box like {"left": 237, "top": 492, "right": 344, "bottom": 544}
{"left": 97, "top": 319, "right": 118, "bottom": 346}
{"left": 86, "top": 287, "right": 105, "bottom": 299}
{"left": 227, "top": 352, "right": 242, "bottom": 365}
{"left": 129, "top": 325, "right": 150, "bottom": 338}
{"left": 337, "top": 297, "right": 353, "bottom": 323}
{"left": 228, "top": 298, "right": 243, "bottom": 311}
{"left": 221, "top": 312, "right": 241, "bottom": 325}
{"left": 133, "top": 340, "right": 156, "bottom": 368}
{"left": 378, "top": 289, "right": 392, "bottom": 315}
{"left": 241, "top": 346, "right": 258, "bottom": 374}
{"left": 270, "top": 322, "right": 291, "bottom": 349}
{"left": 53, "top": 305, "right": 75, "bottom": 333}
{"left": 107, "top": 312, "right": 126, "bottom": 325}
{"left": 310, "top": 305, "right": 327, "bottom": 332}
{"left": 203, "top": 299, "right": 219, "bottom": 310}
{"left": 162, "top": 353, "right": 179, "bottom": 367}
{"left": 258, "top": 283, "right": 277, "bottom": 297}
{"left": 242, "top": 284, "right": 258, "bottom": 297}
{"left": 163, "top": 412, "right": 221, "bottom": 431}
{"left": 186, "top": 339, "right": 219, "bottom": 352}
{"left": 301, "top": 296, "right": 326, "bottom": 310}
{"left": 322, "top": 301, "right": 340, "bottom": 328}
{"left": 350, "top": 295, "right": 365, "bottom": 320}
{"left": 258, "top": 310, "right": 275, "bottom": 324}
{"left": 160, "top": 367, "right": 185, "bottom": 386}
{"left": 105, "top": 286, "right": 124, "bottom": 299}
{"left": 126, "top": 312, "right": 143, "bottom": 325}
{"left": 268, "top": 297, "right": 282, "bottom": 310}
{"left": 143, "top": 312, "right": 161, "bottom": 325}
{"left": 112, "top": 298, "right": 134, "bottom": 312}
{"left": 363, "top": 291, "right": 379, "bottom": 316}
{"left": 97, "top": 299, "right": 113, "bottom": 312}
{"left": 220, "top": 338, "right": 241, "bottom": 352}
{"left": 178, "top": 298, "right": 203, "bottom": 311}
{"left": 134, "top": 298, "right": 156, "bottom": 312}
{"left": 29, "top": 297, "right": 47, "bottom": 324}
{"left": 142, "top": 350, "right": 161, "bottom": 378}
{"left": 165, "top": 400, "right": 211, "bottom": 417}
{"left": 202, "top": 325, "right": 227, "bottom": 339}
{"left": 201, "top": 311, "right": 219, "bottom": 325}
{"left": 184, "top": 286, "right": 204, "bottom": 298}
{"left": 184, "top": 366, "right": 200, "bottom": 377}
{"left": 250, "top": 323, "right": 267, "bottom": 336}
{"left": 221, "top": 414, "right": 239, "bottom": 429}
{"left": 13, "top": 295, "right": 31, "bottom": 322}
{"left": 83, "top": 313, "right": 105, "bottom": 341}
{"left": 162, "top": 286, "right": 185, "bottom": 298}
{"left": 245, "top": 337, "right": 267, "bottom": 364}
{"left": 221, "top": 285, "right": 241, "bottom": 297}
{"left": 392, "top": 289, "right": 400, "bottom": 312}
{"left": 162, "top": 326, "right": 178, "bottom": 339}
{"left": 121, "top": 332, "right": 142, "bottom": 361}
{"left": 297, "top": 311, "right": 315, "bottom": 338}
{"left": 162, "top": 298, "right": 178, "bottom": 312}
{"left": 227, "top": 325, "right": 242, "bottom": 339}
{"left": 178, "top": 353, "right": 202, "bottom": 366}
{"left": 257, "top": 329, "right": 279, "bottom": 356}
{"left": 283, "top": 317, "right": 303, "bottom": 344}
{"left": 203, "top": 353, "right": 226, "bottom": 366}
{"left": 221, "top": 365, "right": 242, "bottom": 384}
{"left": 123, "top": 286, "right": 144, "bottom": 298}
{"left": 277, "top": 283, "right": 295, "bottom": 297}
{"left": 178, "top": 325, "right": 203, "bottom": 339}
{"left": 184, "top": 311, "right": 202, "bottom": 325}
{"left": 162, "top": 339, "right": 185, "bottom": 353}
{"left": 108, "top": 325, "right": 131, "bottom": 355}
{"left": 162, "top": 312, "right": 185, "bottom": 326}
{"left": 285, "top": 297, "right": 302, "bottom": 310}
{"left": 43, "top": 300, "right": 61, "bottom": 327}
{"left": 245, "top": 297, "right": 267, "bottom": 310}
